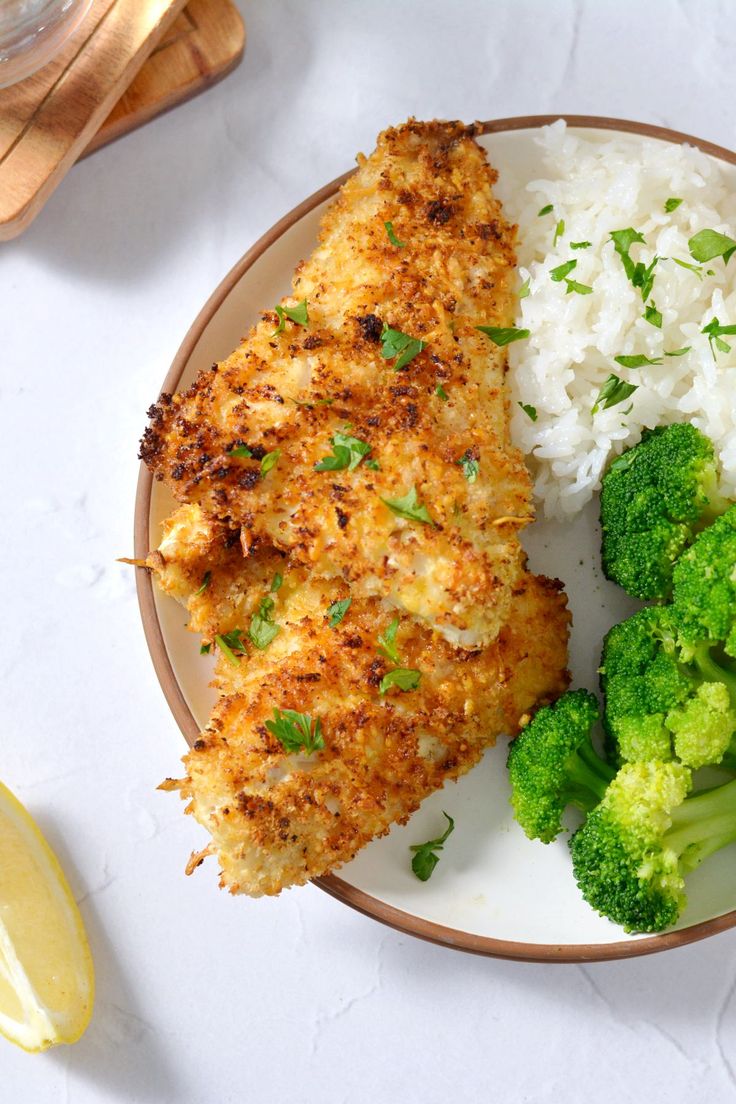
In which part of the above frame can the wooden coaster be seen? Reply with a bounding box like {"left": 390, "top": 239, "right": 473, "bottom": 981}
{"left": 86, "top": 0, "right": 245, "bottom": 157}
{"left": 0, "top": 0, "right": 189, "bottom": 241}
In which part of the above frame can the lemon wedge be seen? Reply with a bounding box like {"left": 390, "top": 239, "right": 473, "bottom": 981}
{"left": 0, "top": 780, "right": 94, "bottom": 1051}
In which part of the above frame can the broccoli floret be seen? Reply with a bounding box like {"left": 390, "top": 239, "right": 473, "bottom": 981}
{"left": 665, "top": 683, "right": 736, "bottom": 769}
{"left": 600, "top": 423, "right": 728, "bottom": 601}
{"left": 570, "top": 761, "right": 736, "bottom": 932}
{"left": 601, "top": 607, "right": 689, "bottom": 763}
{"left": 601, "top": 605, "right": 736, "bottom": 770}
{"left": 507, "top": 690, "right": 614, "bottom": 844}
{"left": 672, "top": 504, "right": 736, "bottom": 657}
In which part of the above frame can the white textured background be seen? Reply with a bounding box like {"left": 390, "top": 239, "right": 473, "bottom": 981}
{"left": 2, "top": 1, "right": 736, "bottom": 1100}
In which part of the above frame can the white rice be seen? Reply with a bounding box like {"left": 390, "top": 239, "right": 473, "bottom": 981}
{"left": 499, "top": 120, "right": 736, "bottom": 518}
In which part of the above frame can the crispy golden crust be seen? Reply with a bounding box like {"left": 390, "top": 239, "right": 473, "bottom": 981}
{"left": 150, "top": 504, "right": 288, "bottom": 642}
{"left": 145, "top": 121, "right": 571, "bottom": 897}
{"left": 141, "top": 119, "right": 530, "bottom": 648}
{"left": 152, "top": 505, "right": 570, "bottom": 896}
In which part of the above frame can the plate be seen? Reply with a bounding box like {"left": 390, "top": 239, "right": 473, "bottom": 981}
{"left": 135, "top": 116, "right": 736, "bottom": 962}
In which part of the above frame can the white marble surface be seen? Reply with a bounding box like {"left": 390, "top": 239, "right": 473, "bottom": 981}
{"left": 2, "top": 1, "right": 736, "bottom": 1100}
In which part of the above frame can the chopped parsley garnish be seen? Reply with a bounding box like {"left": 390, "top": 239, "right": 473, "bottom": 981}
{"left": 314, "top": 429, "right": 372, "bottom": 472}
{"left": 665, "top": 197, "right": 683, "bottom": 213}
{"left": 384, "top": 220, "right": 405, "bottom": 248}
{"left": 665, "top": 346, "right": 691, "bottom": 357}
{"left": 195, "top": 571, "right": 211, "bottom": 596}
{"left": 375, "top": 615, "right": 422, "bottom": 696}
{"left": 610, "top": 228, "right": 645, "bottom": 276}
{"left": 379, "top": 667, "right": 421, "bottom": 696}
{"left": 550, "top": 259, "right": 577, "bottom": 282}
{"left": 265, "top": 708, "right": 324, "bottom": 754}
{"left": 381, "top": 485, "right": 434, "bottom": 525}
{"left": 287, "top": 300, "right": 310, "bottom": 325}
{"left": 633, "top": 256, "right": 658, "bottom": 301}
{"left": 591, "top": 375, "right": 638, "bottom": 415}
{"left": 456, "top": 450, "right": 480, "bottom": 483}
{"left": 200, "top": 642, "right": 211, "bottom": 655}
{"left": 435, "top": 383, "right": 449, "bottom": 400}
{"left": 538, "top": 204, "right": 553, "bottom": 216}
{"left": 571, "top": 241, "right": 592, "bottom": 250}
{"left": 380, "top": 325, "right": 426, "bottom": 371}
{"left": 518, "top": 402, "right": 538, "bottom": 421}
{"left": 377, "top": 617, "right": 401, "bottom": 665}
{"left": 261, "top": 449, "right": 281, "bottom": 477}
{"left": 476, "top": 325, "right": 530, "bottom": 347}
{"left": 409, "top": 812, "right": 455, "bottom": 881}
{"left": 553, "top": 219, "right": 565, "bottom": 246}
{"left": 215, "top": 629, "right": 246, "bottom": 665}
{"left": 326, "top": 597, "right": 351, "bottom": 627}
{"left": 672, "top": 257, "right": 704, "bottom": 277}
{"left": 271, "top": 572, "right": 283, "bottom": 592}
{"left": 519, "top": 277, "right": 531, "bottom": 299}
{"left": 564, "top": 279, "right": 593, "bottom": 295}
{"left": 610, "top": 228, "right": 658, "bottom": 299}
{"left": 248, "top": 596, "right": 280, "bottom": 650}
{"left": 273, "top": 299, "right": 309, "bottom": 334}
{"left": 643, "top": 302, "right": 662, "bottom": 328}
{"left": 365, "top": 458, "right": 380, "bottom": 470}
{"left": 608, "top": 450, "right": 638, "bottom": 475}
{"left": 229, "top": 444, "right": 253, "bottom": 459}
{"left": 702, "top": 317, "right": 736, "bottom": 358}
{"left": 613, "top": 354, "right": 662, "bottom": 369}
{"left": 689, "top": 228, "right": 736, "bottom": 265}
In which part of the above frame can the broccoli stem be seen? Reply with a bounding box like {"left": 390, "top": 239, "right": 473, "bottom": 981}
{"left": 663, "top": 777, "right": 736, "bottom": 873}
{"left": 563, "top": 743, "right": 616, "bottom": 811}
{"left": 698, "top": 468, "right": 731, "bottom": 528}
{"left": 692, "top": 644, "right": 736, "bottom": 702}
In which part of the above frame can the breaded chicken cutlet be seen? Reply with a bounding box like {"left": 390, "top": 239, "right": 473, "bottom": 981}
{"left": 141, "top": 120, "right": 571, "bottom": 896}
{"left": 141, "top": 119, "right": 533, "bottom": 649}
{"left": 154, "top": 506, "right": 569, "bottom": 895}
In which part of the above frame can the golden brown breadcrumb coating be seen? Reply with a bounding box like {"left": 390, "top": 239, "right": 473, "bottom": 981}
{"left": 141, "top": 119, "right": 531, "bottom": 649}
{"left": 153, "top": 505, "right": 569, "bottom": 895}
{"left": 142, "top": 120, "right": 571, "bottom": 896}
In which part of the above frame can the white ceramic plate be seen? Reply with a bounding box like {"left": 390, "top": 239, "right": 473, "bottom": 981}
{"left": 135, "top": 117, "right": 736, "bottom": 961}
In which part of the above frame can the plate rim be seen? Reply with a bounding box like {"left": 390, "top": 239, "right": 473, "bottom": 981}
{"left": 134, "top": 114, "right": 736, "bottom": 962}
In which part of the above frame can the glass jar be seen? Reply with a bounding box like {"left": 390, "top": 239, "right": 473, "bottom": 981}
{"left": 0, "top": 0, "right": 93, "bottom": 89}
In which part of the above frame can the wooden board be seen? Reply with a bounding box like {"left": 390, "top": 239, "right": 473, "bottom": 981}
{"left": 86, "top": 0, "right": 245, "bottom": 157}
{"left": 0, "top": 0, "right": 188, "bottom": 241}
